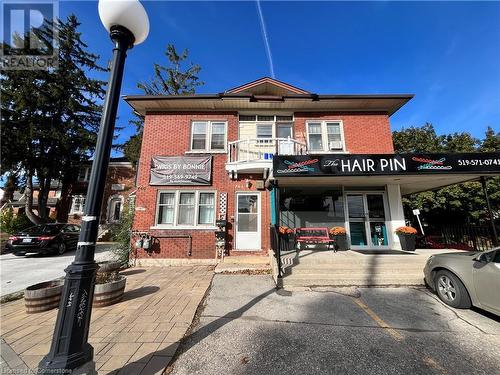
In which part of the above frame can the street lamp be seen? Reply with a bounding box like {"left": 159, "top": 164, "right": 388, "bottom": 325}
{"left": 39, "top": 1, "right": 149, "bottom": 373}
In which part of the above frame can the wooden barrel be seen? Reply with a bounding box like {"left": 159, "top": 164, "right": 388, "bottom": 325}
{"left": 93, "top": 276, "right": 126, "bottom": 307}
{"left": 97, "top": 260, "right": 122, "bottom": 274}
{"left": 25, "top": 280, "right": 63, "bottom": 314}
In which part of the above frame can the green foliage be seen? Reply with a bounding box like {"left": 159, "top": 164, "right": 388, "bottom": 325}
{"left": 394, "top": 125, "right": 500, "bottom": 227}
{"left": 1, "top": 15, "right": 106, "bottom": 223}
{"left": 110, "top": 208, "right": 134, "bottom": 265}
{"left": 121, "top": 44, "right": 203, "bottom": 163}
{"left": 0, "top": 209, "right": 32, "bottom": 234}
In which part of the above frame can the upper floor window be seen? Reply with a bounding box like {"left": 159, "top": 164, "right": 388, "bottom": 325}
{"left": 306, "top": 121, "right": 345, "bottom": 152}
{"left": 191, "top": 121, "right": 227, "bottom": 152}
{"left": 78, "top": 167, "right": 90, "bottom": 182}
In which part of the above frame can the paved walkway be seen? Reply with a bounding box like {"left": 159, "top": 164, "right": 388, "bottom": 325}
{"left": 0, "top": 266, "right": 213, "bottom": 374}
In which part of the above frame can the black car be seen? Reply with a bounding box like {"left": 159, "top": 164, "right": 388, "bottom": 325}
{"left": 7, "top": 223, "right": 81, "bottom": 256}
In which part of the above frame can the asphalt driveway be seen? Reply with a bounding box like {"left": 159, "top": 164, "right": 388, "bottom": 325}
{"left": 0, "top": 243, "right": 115, "bottom": 296}
{"left": 169, "top": 275, "right": 500, "bottom": 375}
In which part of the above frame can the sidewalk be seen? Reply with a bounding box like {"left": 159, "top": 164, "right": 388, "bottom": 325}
{"left": 0, "top": 266, "right": 213, "bottom": 374}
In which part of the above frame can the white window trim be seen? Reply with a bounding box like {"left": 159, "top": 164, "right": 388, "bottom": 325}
{"left": 238, "top": 114, "right": 295, "bottom": 140}
{"left": 78, "top": 167, "right": 91, "bottom": 182}
{"left": 70, "top": 195, "right": 86, "bottom": 214}
{"left": 306, "top": 120, "right": 347, "bottom": 153}
{"left": 153, "top": 190, "right": 217, "bottom": 229}
{"left": 189, "top": 121, "right": 228, "bottom": 153}
{"left": 107, "top": 194, "right": 124, "bottom": 224}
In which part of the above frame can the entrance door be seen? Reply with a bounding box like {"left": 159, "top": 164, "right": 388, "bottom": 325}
{"left": 277, "top": 124, "right": 294, "bottom": 155}
{"left": 346, "top": 193, "right": 389, "bottom": 248}
{"left": 235, "top": 193, "right": 261, "bottom": 250}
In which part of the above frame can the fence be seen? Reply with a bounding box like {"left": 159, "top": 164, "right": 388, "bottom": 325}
{"left": 423, "top": 225, "right": 498, "bottom": 251}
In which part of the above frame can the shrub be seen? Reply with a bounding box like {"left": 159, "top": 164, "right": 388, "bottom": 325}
{"left": 110, "top": 208, "right": 134, "bottom": 266}
{"left": 0, "top": 209, "right": 32, "bottom": 234}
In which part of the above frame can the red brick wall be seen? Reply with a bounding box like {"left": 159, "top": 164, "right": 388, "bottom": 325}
{"left": 134, "top": 111, "right": 394, "bottom": 259}
{"left": 133, "top": 112, "right": 270, "bottom": 259}
{"left": 294, "top": 112, "right": 394, "bottom": 154}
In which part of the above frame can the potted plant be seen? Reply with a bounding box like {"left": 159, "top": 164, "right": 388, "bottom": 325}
{"left": 329, "top": 226, "right": 349, "bottom": 251}
{"left": 278, "top": 226, "right": 295, "bottom": 250}
{"left": 395, "top": 226, "right": 418, "bottom": 251}
{"left": 93, "top": 260, "right": 126, "bottom": 307}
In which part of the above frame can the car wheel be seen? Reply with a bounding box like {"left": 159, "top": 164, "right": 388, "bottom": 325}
{"left": 57, "top": 242, "right": 66, "bottom": 255}
{"left": 434, "top": 270, "right": 471, "bottom": 309}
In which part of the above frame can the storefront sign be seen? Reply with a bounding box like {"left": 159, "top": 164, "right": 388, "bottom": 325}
{"left": 273, "top": 153, "right": 500, "bottom": 176}
{"left": 150, "top": 156, "right": 212, "bottom": 185}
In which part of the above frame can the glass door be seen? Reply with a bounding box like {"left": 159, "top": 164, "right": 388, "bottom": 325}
{"left": 235, "top": 193, "right": 261, "bottom": 250}
{"left": 346, "top": 193, "right": 389, "bottom": 248}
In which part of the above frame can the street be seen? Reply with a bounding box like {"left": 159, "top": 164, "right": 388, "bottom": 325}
{"left": 170, "top": 275, "right": 500, "bottom": 375}
{"left": 0, "top": 243, "right": 115, "bottom": 296}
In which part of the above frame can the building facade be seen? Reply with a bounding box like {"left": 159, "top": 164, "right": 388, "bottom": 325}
{"left": 126, "top": 77, "right": 500, "bottom": 264}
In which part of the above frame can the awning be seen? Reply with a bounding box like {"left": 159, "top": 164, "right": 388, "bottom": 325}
{"left": 272, "top": 153, "right": 500, "bottom": 195}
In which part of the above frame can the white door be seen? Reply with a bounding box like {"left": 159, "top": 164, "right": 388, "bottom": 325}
{"left": 235, "top": 193, "right": 261, "bottom": 250}
{"left": 277, "top": 124, "right": 294, "bottom": 155}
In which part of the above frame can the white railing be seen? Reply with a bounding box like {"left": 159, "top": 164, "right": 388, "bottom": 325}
{"left": 227, "top": 137, "right": 307, "bottom": 163}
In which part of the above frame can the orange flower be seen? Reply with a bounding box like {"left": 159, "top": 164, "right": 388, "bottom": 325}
{"left": 395, "top": 226, "right": 417, "bottom": 235}
{"left": 329, "top": 226, "right": 346, "bottom": 235}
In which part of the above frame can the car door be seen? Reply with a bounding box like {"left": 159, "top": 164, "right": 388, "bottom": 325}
{"left": 63, "top": 225, "right": 79, "bottom": 250}
{"left": 473, "top": 249, "right": 500, "bottom": 314}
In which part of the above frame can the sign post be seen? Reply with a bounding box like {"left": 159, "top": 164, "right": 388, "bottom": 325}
{"left": 412, "top": 208, "right": 425, "bottom": 236}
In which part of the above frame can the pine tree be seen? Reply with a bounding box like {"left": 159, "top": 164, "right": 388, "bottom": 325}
{"left": 1, "top": 15, "right": 106, "bottom": 224}
{"left": 122, "top": 44, "right": 203, "bottom": 164}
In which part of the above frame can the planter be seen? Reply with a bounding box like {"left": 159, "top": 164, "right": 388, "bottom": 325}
{"left": 97, "top": 260, "right": 122, "bottom": 274}
{"left": 24, "top": 280, "right": 63, "bottom": 314}
{"left": 398, "top": 234, "right": 416, "bottom": 251}
{"left": 93, "top": 275, "right": 126, "bottom": 307}
{"left": 332, "top": 235, "right": 349, "bottom": 251}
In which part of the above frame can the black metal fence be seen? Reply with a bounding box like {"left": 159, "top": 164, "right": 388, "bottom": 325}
{"left": 270, "top": 225, "right": 297, "bottom": 277}
{"left": 421, "top": 225, "right": 498, "bottom": 251}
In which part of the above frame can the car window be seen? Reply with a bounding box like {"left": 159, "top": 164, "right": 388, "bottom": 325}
{"left": 25, "top": 224, "right": 64, "bottom": 234}
{"left": 493, "top": 251, "right": 500, "bottom": 263}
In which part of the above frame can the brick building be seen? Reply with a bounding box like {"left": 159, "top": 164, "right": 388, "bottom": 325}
{"left": 125, "top": 77, "right": 500, "bottom": 265}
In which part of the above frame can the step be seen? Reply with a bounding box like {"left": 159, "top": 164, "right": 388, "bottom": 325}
{"left": 281, "top": 277, "right": 425, "bottom": 287}
{"left": 283, "top": 267, "right": 425, "bottom": 275}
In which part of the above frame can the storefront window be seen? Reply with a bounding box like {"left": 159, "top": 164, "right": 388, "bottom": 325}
{"left": 279, "top": 187, "right": 344, "bottom": 228}
{"left": 156, "top": 191, "right": 216, "bottom": 227}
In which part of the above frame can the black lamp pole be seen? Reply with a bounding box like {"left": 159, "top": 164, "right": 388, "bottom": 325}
{"left": 39, "top": 25, "right": 135, "bottom": 373}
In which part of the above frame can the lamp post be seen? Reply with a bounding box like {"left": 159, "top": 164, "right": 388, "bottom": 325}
{"left": 38, "top": 1, "right": 149, "bottom": 372}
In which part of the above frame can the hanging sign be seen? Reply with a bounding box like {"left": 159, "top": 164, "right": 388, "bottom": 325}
{"left": 150, "top": 156, "right": 212, "bottom": 185}
{"left": 273, "top": 153, "right": 500, "bottom": 176}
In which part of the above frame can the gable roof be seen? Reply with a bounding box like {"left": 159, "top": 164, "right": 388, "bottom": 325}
{"left": 225, "top": 77, "right": 310, "bottom": 95}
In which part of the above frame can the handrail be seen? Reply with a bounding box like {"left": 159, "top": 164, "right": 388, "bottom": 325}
{"left": 227, "top": 137, "right": 307, "bottom": 163}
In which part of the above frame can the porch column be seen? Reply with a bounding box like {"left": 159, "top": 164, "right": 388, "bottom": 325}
{"left": 387, "top": 184, "right": 405, "bottom": 250}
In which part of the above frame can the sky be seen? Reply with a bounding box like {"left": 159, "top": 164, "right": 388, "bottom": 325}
{"left": 57, "top": 0, "right": 500, "bottom": 153}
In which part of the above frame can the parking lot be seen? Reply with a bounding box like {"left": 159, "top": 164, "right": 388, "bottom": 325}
{"left": 0, "top": 243, "right": 115, "bottom": 296}
{"left": 170, "top": 275, "right": 500, "bottom": 375}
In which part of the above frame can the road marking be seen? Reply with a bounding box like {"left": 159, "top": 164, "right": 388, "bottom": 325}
{"left": 353, "top": 298, "right": 404, "bottom": 342}
{"left": 353, "top": 297, "right": 448, "bottom": 375}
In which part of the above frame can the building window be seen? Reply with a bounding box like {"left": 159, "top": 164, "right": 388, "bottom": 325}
{"left": 78, "top": 167, "right": 90, "bottom": 182}
{"left": 107, "top": 196, "right": 123, "bottom": 224}
{"left": 306, "top": 120, "right": 344, "bottom": 152}
{"left": 70, "top": 195, "right": 86, "bottom": 214}
{"left": 191, "top": 121, "right": 227, "bottom": 152}
{"left": 156, "top": 191, "right": 216, "bottom": 228}
{"left": 256, "top": 124, "right": 273, "bottom": 138}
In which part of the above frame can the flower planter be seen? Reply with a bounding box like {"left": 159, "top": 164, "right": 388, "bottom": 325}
{"left": 398, "top": 234, "right": 416, "bottom": 251}
{"left": 24, "top": 280, "right": 63, "bottom": 314}
{"left": 93, "top": 275, "right": 126, "bottom": 307}
{"left": 97, "top": 260, "right": 122, "bottom": 274}
{"left": 332, "top": 235, "right": 349, "bottom": 251}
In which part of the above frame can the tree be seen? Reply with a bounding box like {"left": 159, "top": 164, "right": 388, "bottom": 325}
{"left": 394, "top": 125, "right": 500, "bottom": 228}
{"left": 1, "top": 15, "right": 106, "bottom": 224}
{"left": 121, "top": 44, "right": 203, "bottom": 164}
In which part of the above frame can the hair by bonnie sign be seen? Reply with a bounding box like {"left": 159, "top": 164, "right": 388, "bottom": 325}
{"left": 150, "top": 156, "right": 212, "bottom": 185}
{"left": 273, "top": 153, "right": 500, "bottom": 176}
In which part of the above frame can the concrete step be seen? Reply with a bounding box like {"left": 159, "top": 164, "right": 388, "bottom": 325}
{"left": 282, "top": 277, "right": 424, "bottom": 287}
{"left": 283, "top": 267, "right": 425, "bottom": 275}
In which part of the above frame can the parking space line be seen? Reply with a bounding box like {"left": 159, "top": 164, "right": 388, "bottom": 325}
{"left": 352, "top": 298, "right": 404, "bottom": 342}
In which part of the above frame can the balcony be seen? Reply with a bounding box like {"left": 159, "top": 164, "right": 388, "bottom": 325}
{"left": 226, "top": 137, "right": 307, "bottom": 176}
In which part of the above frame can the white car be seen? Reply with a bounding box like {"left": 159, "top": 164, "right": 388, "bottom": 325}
{"left": 424, "top": 247, "right": 500, "bottom": 316}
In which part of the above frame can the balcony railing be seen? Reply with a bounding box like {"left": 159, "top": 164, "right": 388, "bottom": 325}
{"left": 227, "top": 137, "right": 307, "bottom": 164}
